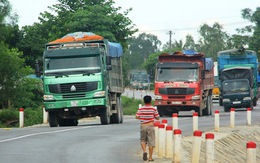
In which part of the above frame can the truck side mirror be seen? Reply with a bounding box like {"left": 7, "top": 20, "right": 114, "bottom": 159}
{"left": 106, "top": 56, "right": 111, "bottom": 65}
{"left": 201, "top": 70, "right": 205, "bottom": 79}
{"left": 106, "top": 56, "right": 112, "bottom": 71}
{"left": 35, "top": 60, "right": 41, "bottom": 77}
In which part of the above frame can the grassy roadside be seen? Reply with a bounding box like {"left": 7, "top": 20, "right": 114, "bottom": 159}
{"left": 0, "top": 96, "right": 150, "bottom": 127}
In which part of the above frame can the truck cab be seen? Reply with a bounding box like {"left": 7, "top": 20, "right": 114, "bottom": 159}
{"left": 222, "top": 79, "right": 253, "bottom": 112}
{"left": 154, "top": 50, "right": 214, "bottom": 117}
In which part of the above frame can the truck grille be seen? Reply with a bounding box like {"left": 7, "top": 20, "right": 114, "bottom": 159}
{"left": 159, "top": 88, "right": 195, "bottom": 95}
{"left": 49, "top": 82, "right": 98, "bottom": 93}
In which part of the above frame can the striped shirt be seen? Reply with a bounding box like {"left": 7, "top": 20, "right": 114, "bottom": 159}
{"left": 136, "top": 104, "right": 159, "bottom": 124}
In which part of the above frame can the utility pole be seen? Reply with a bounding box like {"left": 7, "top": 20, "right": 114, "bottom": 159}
{"left": 167, "top": 30, "right": 173, "bottom": 50}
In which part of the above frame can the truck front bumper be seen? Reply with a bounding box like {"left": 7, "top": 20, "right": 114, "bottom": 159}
{"left": 223, "top": 100, "right": 251, "bottom": 108}
{"left": 44, "top": 98, "right": 106, "bottom": 110}
{"left": 155, "top": 100, "right": 201, "bottom": 107}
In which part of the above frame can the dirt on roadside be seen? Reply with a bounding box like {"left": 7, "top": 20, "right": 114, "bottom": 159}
{"left": 138, "top": 125, "right": 260, "bottom": 163}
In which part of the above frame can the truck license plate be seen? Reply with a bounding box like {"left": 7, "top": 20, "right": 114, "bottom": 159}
{"left": 71, "top": 101, "right": 78, "bottom": 106}
{"left": 172, "top": 101, "right": 181, "bottom": 104}
{"left": 233, "top": 101, "right": 241, "bottom": 104}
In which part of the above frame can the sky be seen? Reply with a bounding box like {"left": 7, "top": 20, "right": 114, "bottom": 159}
{"left": 9, "top": 0, "right": 259, "bottom": 45}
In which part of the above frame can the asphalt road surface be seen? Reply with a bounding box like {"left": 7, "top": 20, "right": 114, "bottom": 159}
{"left": 1, "top": 100, "right": 260, "bottom": 163}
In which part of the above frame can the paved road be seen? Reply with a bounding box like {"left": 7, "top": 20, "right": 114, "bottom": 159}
{"left": 0, "top": 102, "right": 260, "bottom": 163}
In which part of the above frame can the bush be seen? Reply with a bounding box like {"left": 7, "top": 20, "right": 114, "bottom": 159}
{"left": 0, "top": 107, "right": 43, "bottom": 128}
{"left": 0, "top": 109, "right": 18, "bottom": 127}
{"left": 122, "top": 96, "right": 142, "bottom": 115}
{"left": 122, "top": 96, "right": 155, "bottom": 115}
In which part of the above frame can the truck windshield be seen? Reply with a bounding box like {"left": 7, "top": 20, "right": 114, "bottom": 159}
{"left": 223, "top": 80, "right": 249, "bottom": 93}
{"left": 44, "top": 56, "right": 101, "bottom": 76}
{"left": 156, "top": 68, "right": 198, "bottom": 82}
{"left": 131, "top": 74, "right": 149, "bottom": 82}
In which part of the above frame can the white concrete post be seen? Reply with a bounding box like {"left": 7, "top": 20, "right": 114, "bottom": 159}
{"left": 43, "top": 106, "right": 48, "bottom": 124}
{"left": 158, "top": 124, "right": 166, "bottom": 158}
{"left": 246, "top": 141, "right": 256, "bottom": 163}
{"left": 214, "top": 110, "right": 220, "bottom": 132}
{"left": 230, "top": 108, "right": 235, "bottom": 128}
{"left": 162, "top": 118, "right": 168, "bottom": 127}
{"left": 165, "top": 126, "right": 173, "bottom": 158}
{"left": 193, "top": 112, "right": 198, "bottom": 132}
{"left": 173, "top": 129, "right": 182, "bottom": 163}
{"left": 172, "top": 113, "right": 178, "bottom": 130}
{"left": 19, "top": 108, "right": 24, "bottom": 128}
{"left": 191, "top": 130, "right": 202, "bottom": 163}
{"left": 205, "top": 133, "right": 215, "bottom": 163}
{"left": 246, "top": 108, "right": 251, "bottom": 126}
{"left": 154, "top": 121, "right": 160, "bottom": 154}
{"left": 138, "top": 104, "right": 142, "bottom": 108}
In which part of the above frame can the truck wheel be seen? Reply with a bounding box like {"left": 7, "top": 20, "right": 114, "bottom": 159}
{"left": 196, "top": 107, "right": 203, "bottom": 117}
{"left": 249, "top": 102, "right": 254, "bottom": 110}
{"left": 119, "top": 97, "right": 124, "bottom": 123}
{"left": 100, "top": 107, "right": 110, "bottom": 125}
{"left": 219, "top": 98, "right": 223, "bottom": 106}
{"left": 224, "top": 106, "right": 230, "bottom": 112}
{"left": 253, "top": 97, "right": 257, "bottom": 106}
{"left": 49, "top": 111, "right": 58, "bottom": 127}
{"left": 203, "top": 96, "right": 212, "bottom": 116}
{"left": 157, "top": 107, "right": 164, "bottom": 117}
{"left": 111, "top": 97, "right": 121, "bottom": 123}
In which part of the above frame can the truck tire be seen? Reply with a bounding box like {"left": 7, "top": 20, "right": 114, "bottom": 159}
{"left": 219, "top": 98, "right": 223, "bottom": 106}
{"left": 100, "top": 107, "right": 110, "bottom": 125}
{"left": 49, "top": 111, "right": 58, "bottom": 127}
{"left": 157, "top": 107, "right": 164, "bottom": 117}
{"left": 119, "top": 97, "right": 124, "bottom": 123}
{"left": 197, "top": 107, "right": 203, "bottom": 117}
{"left": 224, "top": 106, "right": 230, "bottom": 112}
{"left": 111, "top": 97, "right": 122, "bottom": 123}
{"left": 253, "top": 97, "right": 257, "bottom": 106}
{"left": 203, "top": 96, "right": 212, "bottom": 116}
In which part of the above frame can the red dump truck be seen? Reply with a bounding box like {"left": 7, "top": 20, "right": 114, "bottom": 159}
{"left": 154, "top": 50, "right": 214, "bottom": 116}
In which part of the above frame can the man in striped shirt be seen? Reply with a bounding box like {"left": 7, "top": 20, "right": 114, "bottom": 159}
{"left": 136, "top": 95, "right": 159, "bottom": 161}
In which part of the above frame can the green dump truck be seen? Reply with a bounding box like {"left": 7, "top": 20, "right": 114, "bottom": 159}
{"left": 36, "top": 32, "right": 124, "bottom": 127}
{"left": 129, "top": 69, "right": 150, "bottom": 90}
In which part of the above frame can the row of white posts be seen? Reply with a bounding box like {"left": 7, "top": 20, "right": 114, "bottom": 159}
{"left": 19, "top": 107, "right": 48, "bottom": 128}
{"left": 151, "top": 108, "right": 257, "bottom": 163}
{"left": 18, "top": 106, "right": 256, "bottom": 162}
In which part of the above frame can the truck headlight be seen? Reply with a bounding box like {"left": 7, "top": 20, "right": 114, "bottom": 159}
{"left": 155, "top": 95, "right": 162, "bottom": 100}
{"left": 243, "top": 97, "right": 251, "bottom": 101}
{"left": 44, "top": 95, "right": 54, "bottom": 100}
{"left": 191, "top": 95, "right": 200, "bottom": 100}
{"left": 94, "top": 91, "right": 105, "bottom": 97}
{"left": 223, "top": 99, "right": 230, "bottom": 102}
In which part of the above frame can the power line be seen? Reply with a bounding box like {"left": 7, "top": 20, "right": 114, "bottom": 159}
{"left": 135, "top": 21, "right": 252, "bottom": 33}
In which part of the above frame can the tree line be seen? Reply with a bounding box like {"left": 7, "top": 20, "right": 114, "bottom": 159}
{"left": 0, "top": 0, "right": 259, "bottom": 108}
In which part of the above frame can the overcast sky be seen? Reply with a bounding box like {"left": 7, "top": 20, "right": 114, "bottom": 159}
{"left": 9, "top": 0, "right": 258, "bottom": 45}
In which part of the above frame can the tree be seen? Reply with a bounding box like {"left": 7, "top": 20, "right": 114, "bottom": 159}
{"left": 125, "top": 33, "right": 161, "bottom": 70}
{"left": 0, "top": 0, "right": 20, "bottom": 49}
{"left": 239, "top": 7, "right": 260, "bottom": 55}
{"left": 183, "top": 34, "right": 197, "bottom": 50}
{"left": 18, "top": 0, "right": 137, "bottom": 69}
{"left": 0, "top": 42, "right": 35, "bottom": 108}
{"left": 197, "top": 23, "right": 230, "bottom": 60}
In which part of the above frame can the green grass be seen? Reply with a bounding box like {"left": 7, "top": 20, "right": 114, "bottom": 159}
{"left": 0, "top": 107, "right": 42, "bottom": 128}
{"left": 122, "top": 96, "right": 155, "bottom": 115}
{"left": 0, "top": 96, "right": 153, "bottom": 127}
